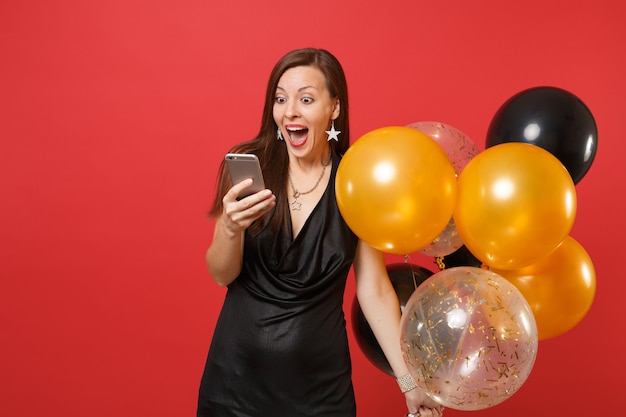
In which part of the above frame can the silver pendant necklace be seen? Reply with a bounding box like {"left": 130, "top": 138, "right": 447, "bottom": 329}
{"left": 288, "top": 150, "right": 332, "bottom": 211}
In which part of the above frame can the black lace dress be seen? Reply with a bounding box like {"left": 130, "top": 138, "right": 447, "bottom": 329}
{"left": 197, "top": 153, "right": 359, "bottom": 417}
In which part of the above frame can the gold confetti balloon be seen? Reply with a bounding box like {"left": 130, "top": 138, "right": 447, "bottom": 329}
{"left": 400, "top": 266, "right": 538, "bottom": 411}
{"left": 406, "top": 121, "right": 481, "bottom": 258}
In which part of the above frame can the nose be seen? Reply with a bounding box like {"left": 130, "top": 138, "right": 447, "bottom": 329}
{"left": 285, "top": 100, "right": 299, "bottom": 118}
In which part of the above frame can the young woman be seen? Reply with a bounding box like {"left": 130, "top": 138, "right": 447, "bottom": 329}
{"left": 197, "top": 48, "right": 443, "bottom": 417}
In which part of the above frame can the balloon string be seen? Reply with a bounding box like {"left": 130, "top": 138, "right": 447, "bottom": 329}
{"left": 403, "top": 254, "right": 420, "bottom": 290}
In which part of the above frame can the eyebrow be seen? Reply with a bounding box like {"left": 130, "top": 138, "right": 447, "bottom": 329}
{"left": 276, "top": 85, "right": 319, "bottom": 92}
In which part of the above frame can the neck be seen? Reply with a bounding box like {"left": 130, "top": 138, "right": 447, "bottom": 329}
{"left": 291, "top": 147, "right": 331, "bottom": 170}
{"left": 287, "top": 148, "right": 332, "bottom": 210}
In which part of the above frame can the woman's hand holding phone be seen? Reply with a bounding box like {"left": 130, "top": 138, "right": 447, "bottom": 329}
{"left": 222, "top": 154, "right": 275, "bottom": 230}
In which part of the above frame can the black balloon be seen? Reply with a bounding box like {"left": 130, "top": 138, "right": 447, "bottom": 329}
{"left": 485, "top": 86, "right": 597, "bottom": 184}
{"left": 436, "top": 245, "right": 482, "bottom": 270}
{"left": 351, "top": 263, "right": 433, "bottom": 376}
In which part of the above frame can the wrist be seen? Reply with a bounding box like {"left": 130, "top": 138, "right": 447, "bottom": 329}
{"left": 396, "top": 373, "right": 418, "bottom": 393}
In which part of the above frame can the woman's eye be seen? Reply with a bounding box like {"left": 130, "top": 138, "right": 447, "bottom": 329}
{"left": 301, "top": 97, "right": 313, "bottom": 104}
{"left": 275, "top": 96, "right": 286, "bottom": 104}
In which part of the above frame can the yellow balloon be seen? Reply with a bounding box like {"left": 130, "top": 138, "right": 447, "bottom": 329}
{"left": 491, "top": 236, "right": 596, "bottom": 340}
{"left": 454, "top": 143, "right": 577, "bottom": 269}
{"left": 336, "top": 126, "right": 457, "bottom": 254}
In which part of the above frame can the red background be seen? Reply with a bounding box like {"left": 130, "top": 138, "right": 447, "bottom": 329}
{"left": 1, "top": 1, "right": 624, "bottom": 416}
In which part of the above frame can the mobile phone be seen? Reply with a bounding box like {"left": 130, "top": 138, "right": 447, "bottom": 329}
{"left": 225, "top": 153, "right": 266, "bottom": 199}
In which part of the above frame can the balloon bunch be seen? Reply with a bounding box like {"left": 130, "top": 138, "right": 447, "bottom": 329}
{"left": 343, "top": 86, "right": 598, "bottom": 410}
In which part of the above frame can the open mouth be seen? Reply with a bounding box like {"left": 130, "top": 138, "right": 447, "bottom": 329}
{"left": 286, "top": 126, "right": 309, "bottom": 147}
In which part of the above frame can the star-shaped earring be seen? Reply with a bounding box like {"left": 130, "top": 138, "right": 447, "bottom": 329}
{"left": 326, "top": 121, "right": 341, "bottom": 142}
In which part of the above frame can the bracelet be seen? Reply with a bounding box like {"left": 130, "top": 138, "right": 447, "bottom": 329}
{"left": 396, "top": 373, "right": 418, "bottom": 393}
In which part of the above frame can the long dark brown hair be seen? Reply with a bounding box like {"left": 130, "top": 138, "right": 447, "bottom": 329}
{"left": 209, "top": 48, "right": 350, "bottom": 235}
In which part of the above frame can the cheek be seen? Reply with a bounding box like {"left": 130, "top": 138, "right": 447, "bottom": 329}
{"left": 311, "top": 110, "right": 331, "bottom": 129}
{"left": 272, "top": 106, "right": 280, "bottom": 124}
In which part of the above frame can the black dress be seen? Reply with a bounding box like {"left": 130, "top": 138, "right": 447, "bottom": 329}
{"left": 197, "top": 152, "right": 359, "bottom": 417}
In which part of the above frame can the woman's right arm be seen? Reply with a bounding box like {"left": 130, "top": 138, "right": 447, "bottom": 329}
{"left": 206, "top": 178, "right": 276, "bottom": 286}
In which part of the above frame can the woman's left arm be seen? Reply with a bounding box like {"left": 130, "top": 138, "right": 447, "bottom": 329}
{"left": 353, "top": 240, "right": 443, "bottom": 416}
